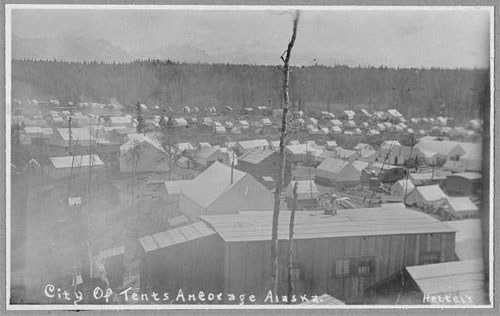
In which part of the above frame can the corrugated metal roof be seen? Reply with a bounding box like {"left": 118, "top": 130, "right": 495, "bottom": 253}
{"left": 200, "top": 207, "right": 455, "bottom": 242}
{"left": 98, "top": 246, "right": 125, "bottom": 259}
{"left": 50, "top": 154, "right": 104, "bottom": 169}
{"left": 139, "top": 221, "right": 216, "bottom": 253}
{"left": 239, "top": 148, "right": 275, "bottom": 165}
{"left": 406, "top": 259, "right": 485, "bottom": 302}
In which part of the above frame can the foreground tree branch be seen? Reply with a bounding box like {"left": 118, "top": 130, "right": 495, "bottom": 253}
{"left": 270, "top": 10, "right": 300, "bottom": 299}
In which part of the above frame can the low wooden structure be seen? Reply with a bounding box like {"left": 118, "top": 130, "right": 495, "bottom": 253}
{"left": 138, "top": 207, "right": 457, "bottom": 304}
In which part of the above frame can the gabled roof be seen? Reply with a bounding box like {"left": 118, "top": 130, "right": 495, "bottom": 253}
{"left": 392, "top": 179, "right": 415, "bottom": 193}
{"left": 331, "top": 126, "right": 343, "bottom": 133}
{"left": 200, "top": 207, "right": 455, "bottom": 242}
{"left": 380, "top": 140, "right": 401, "bottom": 150}
{"left": 109, "top": 116, "right": 132, "bottom": 124}
{"left": 181, "top": 162, "right": 247, "bottom": 208}
{"left": 49, "top": 154, "right": 104, "bottom": 169}
{"left": 326, "top": 140, "right": 338, "bottom": 147}
{"left": 360, "top": 148, "right": 377, "bottom": 159}
{"left": 352, "top": 160, "right": 369, "bottom": 172}
{"left": 196, "top": 147, "right": 223, "bottom": 159}
{"left": 239, "top": 148, "right": 275, "bottom": 165}
{"left": 449, "top": 172, "right": 482, "bottom": 181}
{"left": 237, "top": 139, "right": 269, "bottom": 150}
{"left": 317, "top": 158, "right": 350, "bottom": 174}
{"left": 139, "top": 221, "right": 216, "bottom": 253}
{"left": 456, "top": 142, "right": 482, "bottom": 161}
{"left": 285, "top": 144, "right": 308, "bottom": 155}
{"left": 98, "top": 246, "right": 125, "bottom": 259}
{"left": 405, "top": 259, "right": 485, "bottom": 302}
{"left": 446, "top": 197, "right": 479, "bottom": 213}
{"left": 415, "top": 185, "right": 448, "bottom": 202}
{"left": 174, "top": 118, "right": 188, "bottom": 125}
{"left": 288, "top": 180, "right": 318, "bottom": 195}
{"left": 360, "top": 109, "right": 372, "bottom": 117}
{"left": 199, "top": 142, "right": 212, "bottom": 149}
{"left": 56, "top": 128, "right": 91, "bottom": 141}
{"left": 343, "top": 110, "right": 356, "bottom": 117}
{"left": 164, "top": 180, "right": 193, "bottom": 195}
{"left": 336, "top": 148, "right": 357, "bottom": 159}
{"left": 176, "top": 142, "right": 196, "bottom": 152}
{"left": 415, "top": 139, "right": 466, "bottom": 157}
{"left": 120, "top": 135, "right": 165, "bottom": 154}
{"left": 387, "top": 109, "right": 402, "bottom": 118}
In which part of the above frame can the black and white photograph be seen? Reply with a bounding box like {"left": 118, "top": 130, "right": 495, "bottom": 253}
{"left": 4, "top": 4, "right": 496, "bottom": 311}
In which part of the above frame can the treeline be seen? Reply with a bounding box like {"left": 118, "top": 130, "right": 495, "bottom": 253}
{"left": 12, "top": 59, "right": 489, "bottom": 119}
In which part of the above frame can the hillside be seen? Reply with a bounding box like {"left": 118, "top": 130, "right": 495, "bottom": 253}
{"left": 12, "top": 59, "right": 489, "bottom": 119}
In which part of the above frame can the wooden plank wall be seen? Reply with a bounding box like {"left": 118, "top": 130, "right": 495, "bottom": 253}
{"left": 225, "top": 232, "right": 456, "bottom": 304}
{"left": 142, "top": 234, "right": 225, "bottom": 298}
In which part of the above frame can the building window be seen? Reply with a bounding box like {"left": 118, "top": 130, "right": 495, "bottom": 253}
{"left": 357, "top": 260, "right": 373, "bottom": 276}
{"left": 336, "top": 260, "right": 350, "bottom": 276}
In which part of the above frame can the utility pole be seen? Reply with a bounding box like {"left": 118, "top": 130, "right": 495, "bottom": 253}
{"left": 271, "top": 10, "right": 300, "bottom": 298}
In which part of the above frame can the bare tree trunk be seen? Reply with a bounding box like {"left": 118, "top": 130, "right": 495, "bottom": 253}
{"left": 287, "top": 182, "right": 298, "bottom": 303}
{"left": 271, "top": 10, "right": 300, "bottom": 299}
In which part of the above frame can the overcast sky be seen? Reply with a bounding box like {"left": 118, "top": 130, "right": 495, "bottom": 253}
{"left": 10, "top": 7, "right": 491, "bottom": 68}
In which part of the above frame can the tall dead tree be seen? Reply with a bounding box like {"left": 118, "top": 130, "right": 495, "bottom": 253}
{"left": 287, "top": 182, "right": 299, "bottom": 303}
{"left": 271, "top": 10, "right": 300, "bottom": 298}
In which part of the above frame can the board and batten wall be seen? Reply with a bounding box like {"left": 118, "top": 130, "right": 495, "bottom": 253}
{"left": 139, "top": 234, "right": 225, "bottom": 299}
{"left": 223, "top": 232, "right": 456, "bottom": 303}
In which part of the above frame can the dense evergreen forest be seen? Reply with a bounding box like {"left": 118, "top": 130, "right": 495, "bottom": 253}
{"left": 12, "top": 59, "right": 489, "bottom": 119}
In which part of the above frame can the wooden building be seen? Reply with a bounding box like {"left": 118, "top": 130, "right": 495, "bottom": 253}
{"left": 367, "top": 259, "right": 486, "bottom": 305}
{"left": 119, "top": 135, "right": 169, "bottom": 173}
{"left": 237, "top": 148, "right": 291, "bottom": 186}
{"left": 137, "top": 207, "right": 455, "bottom": 304}
{"left": 285, "top": 180, "right": 318, "bottom": 208}
{"left": 179, "top": 162, "right": 275, "bottom": 221}
{"left": 138, "top": 221, "right": 224, "bottom": 296}
{"left": 194, "top": 147, "right": 228, "bottom": 167}
{"left": 443, "top": 172, "right": 482, "bottom": 196}
{"left": 202, "top": 207, "right": 455, "bottom": 303}
{"left": 234, "top": 139, "right": 269, "bottom": 156}
{"left": 44, "top": 154, "right": 105, "bottom": 179}
{"left": 98, "top": 246, "right": 125, "bottom": 290}
{"left": 315, "top": 158, "right": 362, "bottom": 186}
{"left": 405, "top": 185, "right": 448, "bottom": 209}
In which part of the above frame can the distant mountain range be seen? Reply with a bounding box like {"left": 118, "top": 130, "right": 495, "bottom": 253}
{"left": 12, "top": 33, "right": 378, "bottom": 67}
{"left": 12, "top": 34, "right": 133, "bottom": 62}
